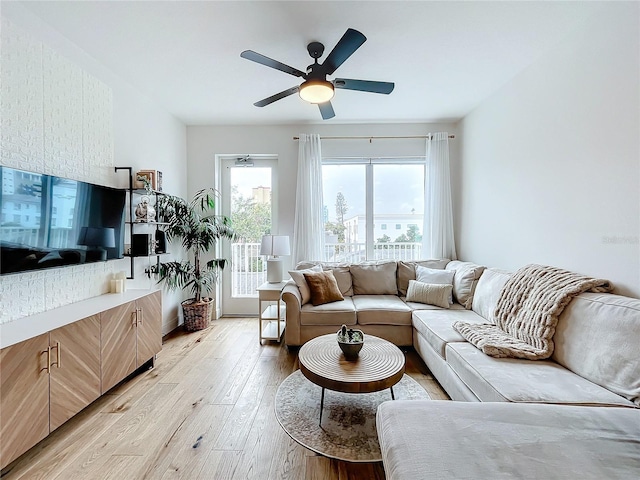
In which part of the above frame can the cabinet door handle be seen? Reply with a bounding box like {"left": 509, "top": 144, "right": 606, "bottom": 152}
{"left": 138, "top": 308, "right": 143, "bottom": 325}
{"left": 132, "top": 310, "right": 138, "bottom": 326}
{"left": 41, "top": 346, "right": 51, "bottom": 373}
{"left": 51, "top": 342, "right": 61, "bottom": 368}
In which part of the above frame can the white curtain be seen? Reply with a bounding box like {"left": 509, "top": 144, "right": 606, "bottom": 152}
{"left": 292, "top": 134, "right": 325, "bottom": 263}
{"left": 422, "top": 132, "right": 457, "bottom": 260}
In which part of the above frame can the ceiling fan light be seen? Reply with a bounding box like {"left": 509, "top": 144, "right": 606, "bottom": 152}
{"left": 299, "top": 79, "right": 335, "bottom": 104}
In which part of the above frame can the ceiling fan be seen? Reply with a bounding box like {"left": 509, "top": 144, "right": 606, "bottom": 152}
{"left": 240, "top": 28, "right": 394, "bottom": 120}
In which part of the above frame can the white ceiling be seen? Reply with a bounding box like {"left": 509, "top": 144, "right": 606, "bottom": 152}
{"left": 16, "top": 1, "right": 605, "bottom": 126}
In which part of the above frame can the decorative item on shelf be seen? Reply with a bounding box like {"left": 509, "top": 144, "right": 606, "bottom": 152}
{"left": 152, "top": 188, "right": 235, "bottom": 332}
{"left": 156, "top": 171, "right": 163, "bottom": 192}
{"left": 260, "top": 234, "right": 290, "bottom": 283}
{"left": 78, "top": 226, "right": 116, "bottom": 261}
{"left": 135, "top": 195, "right": 156, "bottom": 222}
{"left": 154, "top": 229, "right": 167, "bottom": 254}
{"left": 337, "top": 324, "right": 364, "bottom": 360}
{"left": 132, "top": 233, "right": 154, "bottom": 256}
{"left": 136, "top": 170, "right": 156, "bottom": 190}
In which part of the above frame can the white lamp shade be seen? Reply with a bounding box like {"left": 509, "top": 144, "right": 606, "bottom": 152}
{"left": 260, "top": 235, "right": 290, "bottom": 256}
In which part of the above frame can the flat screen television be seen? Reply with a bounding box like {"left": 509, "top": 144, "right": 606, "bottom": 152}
{"left": 0, "top": 166, "right": 126, "bottom": 275}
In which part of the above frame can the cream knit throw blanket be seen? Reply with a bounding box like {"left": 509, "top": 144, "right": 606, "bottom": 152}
{"left": 453, "top": 264, "right": 612, "bottom": 360}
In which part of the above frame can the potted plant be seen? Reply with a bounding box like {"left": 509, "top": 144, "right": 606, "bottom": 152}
{"left": 153, "top": 188, "right": 235, "bottom": 331}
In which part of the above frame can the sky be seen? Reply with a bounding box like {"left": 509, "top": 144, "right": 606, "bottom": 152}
{"left": 322, "top": 163, "right": 425, "bottom": 221}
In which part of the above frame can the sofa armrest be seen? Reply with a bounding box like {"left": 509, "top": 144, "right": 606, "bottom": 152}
{"left": 282, "top": 281, "right": 302, "bottom": 346}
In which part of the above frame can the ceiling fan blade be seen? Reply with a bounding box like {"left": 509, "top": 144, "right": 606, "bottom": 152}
{"left": 321, "top": 28, "right": 366, "bottom": 75}
{"left": 254, "top": 86, "right": 300, "bottom": 107}
{"left": 333, "top": 78, "right": 395, "bottom": 94}
{"left": 318, "top": 101, "right": 335, "bottom": 120}
{"left": 241, "top": 50, "right": 306, "bottom": 78}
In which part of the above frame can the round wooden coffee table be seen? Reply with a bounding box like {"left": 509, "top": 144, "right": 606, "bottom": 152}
{"left": 298, "top": 334, "right": 405, "bottom": 424}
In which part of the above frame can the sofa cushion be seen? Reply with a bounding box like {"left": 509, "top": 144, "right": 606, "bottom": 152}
{"left": 288, "top": 264, "right": 323, "bottom": 305}
{"left": 396, "top": 259, "right": 450, "bottom": 296}
{"left": 326, "top": 266, "right": 353, "bottom": 297}
{"left": 445, "top": 342, "right": 635, "bottom": 406}
{"left": 350, "top": 261, "right": 398, "bottom": 295}
{"left": 404, "top": 300, "right": 465, "bottom": 311}
{"left": 445, "top": 260, "right": 486, "bottom": 309}
{"left": 406, "top": 280, "right": 452, "bottom": 309}
{"left": 412, "top": 309, "right": 484, "bottom": 359}
{"left": 353, "top": 295, "right": 412, "bottom": 326}
{"left": 471, "top": 268, "right": 511, "bottom": 323}
{"left": 416, "top": 266, "right": 455, "bottom": 304}
{"left": 377, "top": 400, "right": 640, "bottom": 480}
{"left": 300, "top": 297, "right": 357, "bottom": 326}
{"left": 303, "top": 270, "right": 344, "bottom": 306}
{"left": 553, "top": 292, "right": 640, "bottom": 406}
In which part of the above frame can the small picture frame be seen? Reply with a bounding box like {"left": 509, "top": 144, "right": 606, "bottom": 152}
{"left": 136, "top": 170, "right": 156, "bottom": 190}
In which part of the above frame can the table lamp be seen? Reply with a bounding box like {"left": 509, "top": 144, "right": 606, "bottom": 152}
{"left": 260, "top": 235, "right": 290, "bottom": 283}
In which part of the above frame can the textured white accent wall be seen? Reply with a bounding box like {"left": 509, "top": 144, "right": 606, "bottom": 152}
{"left": 456, "top": 4, "right": 639, "bottom": 297}
{"left": 0, "top": 19, "right": 120, "bottom": 323}
{"left": 0, "top": 8, "right": 188, "bottom": 333}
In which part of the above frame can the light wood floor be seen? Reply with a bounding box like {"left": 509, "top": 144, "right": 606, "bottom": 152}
{"left": 2, "top": 318, "right": 449, "bottom": 480}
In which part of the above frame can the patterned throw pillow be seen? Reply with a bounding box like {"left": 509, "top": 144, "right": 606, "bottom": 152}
{"left": 303, "top": 270, "right": 345, "bottom": 306}
{"left": 406, "top": 280, "right": 452, "bottom": 309}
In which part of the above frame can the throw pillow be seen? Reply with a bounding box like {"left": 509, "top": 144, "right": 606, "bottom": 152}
{"left": 350, "top": 261, "right": 398, "bottom": 295}
{"left": 445, "top": 261, "right": 486, "bottom": 309}
{"left": 288, "top": 264, "right": 323, "bottom": 305}
{"left": 406, "top": 280, "right": 452, "bottom": 309}
{"left": 303, "top": 270, "right": 345, "bottom": 306}
{"left": 396, "top": 259, "right": 450, "bottom": 296}
{"left": 415, "top": 265, "right": 455, "bottom": 304}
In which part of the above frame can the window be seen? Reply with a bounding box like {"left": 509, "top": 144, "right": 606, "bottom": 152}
{"left": 323, "top": 158, "right": 424, "bottom": 262}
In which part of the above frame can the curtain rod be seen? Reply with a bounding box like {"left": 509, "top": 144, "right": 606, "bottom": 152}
{"left": 292, "top": 134, "right": 455, "bottom": 141}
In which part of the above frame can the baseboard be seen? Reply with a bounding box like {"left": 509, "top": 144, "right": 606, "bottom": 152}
{"left": 162, "top": 315, "right": 179, "bottom": 336}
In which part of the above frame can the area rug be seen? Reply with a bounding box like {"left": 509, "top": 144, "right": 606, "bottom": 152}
{"left": 274, "top": 370, "right": 431, "bottom": 462}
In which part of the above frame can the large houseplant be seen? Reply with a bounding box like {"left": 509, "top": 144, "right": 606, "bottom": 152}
{"left": 154, "top": 188, "right": 235, "bottom": 331}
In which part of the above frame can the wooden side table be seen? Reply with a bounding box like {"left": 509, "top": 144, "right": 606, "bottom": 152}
{"left": 257, "top": 281, "right": 287, "bottom": 344}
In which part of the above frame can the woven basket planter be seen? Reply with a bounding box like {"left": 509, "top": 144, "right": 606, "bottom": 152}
{"left": 182, "top": 297, "right": 214, "bottom": 332}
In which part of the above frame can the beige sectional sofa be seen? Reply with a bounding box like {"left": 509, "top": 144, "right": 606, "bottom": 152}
{"left": 282, "top": 258, "right": 453, "bottom": 347}
{"left": 284, "top": 259, "right": 640, "bottom": 479}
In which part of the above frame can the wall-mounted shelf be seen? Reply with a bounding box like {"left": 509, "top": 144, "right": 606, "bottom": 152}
{"left": 115, "top": 167, "right": 169, "bottom": 279}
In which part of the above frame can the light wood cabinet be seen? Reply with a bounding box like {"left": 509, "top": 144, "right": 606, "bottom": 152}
{"left": 136, "top": 291, "right": 162, "bottom": 366}
{"left": 0, "top": 334, "right": 50, "bottom": 468}
{"left": 0, "top": 290, "right": 162, "bottom": 470}
{"left": 49, "top": 315, "right": 101, "bottom": 431}
{"left": 101, "top": 292, "right": 162, "bottom": 393}
{"left": 101, "top": 301, "right": 138, "bottom": 393}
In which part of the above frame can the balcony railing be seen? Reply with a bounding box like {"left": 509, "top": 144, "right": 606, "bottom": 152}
{"left": 229, "top": 241, "right": 422, "bottom": 297}
{"left": 324, "top": 242, "right": 422, "bottom": 263}
{"left": 230, "top": 243, "right": 267, "bottom": 297}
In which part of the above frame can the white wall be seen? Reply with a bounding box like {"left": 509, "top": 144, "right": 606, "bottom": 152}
{"left": 1, "top": 5, "right": 188, "bottom": 333}
{"left": 457, "top": 3, "right": 639, "bottom": 297}
{"left": 186, "top": 122, "right": 458, "bottom": 274}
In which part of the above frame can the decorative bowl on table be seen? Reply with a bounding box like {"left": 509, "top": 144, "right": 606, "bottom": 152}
{"left": 337, "top": 324, "right": 364, "bottom": 360}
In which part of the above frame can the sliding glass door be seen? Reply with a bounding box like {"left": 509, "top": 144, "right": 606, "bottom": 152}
{"left": 220, "top": 156, "right": 278, "bottom": 315}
